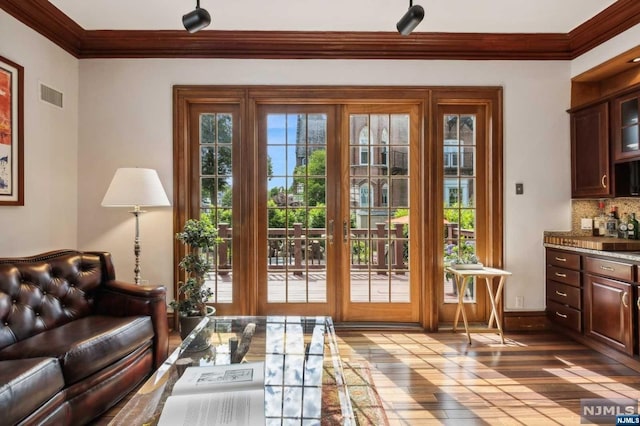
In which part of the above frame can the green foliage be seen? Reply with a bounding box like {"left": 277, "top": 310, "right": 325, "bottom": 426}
{"left": 308, "top": 204, "right": 326, "bottom": 228}
{"left": 291, "top": 149, "right": 326, "bottom": 207}
{"left": 352, "top": 241, "right": 370, "bottom": 263}
{"left": 443, "top": 206, "right": 475, "bottom": 230}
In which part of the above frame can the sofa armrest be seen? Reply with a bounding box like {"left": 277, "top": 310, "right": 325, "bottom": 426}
{"left": 95, "top": 280, "right": 169, "bottom": 369}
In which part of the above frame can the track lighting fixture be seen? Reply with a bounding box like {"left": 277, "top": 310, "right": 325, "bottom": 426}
{"left": 183, "top": 0, "right": 211, "bottom": 33}
{"left": 396, "top": 0, "right": 424, "bottom": 36}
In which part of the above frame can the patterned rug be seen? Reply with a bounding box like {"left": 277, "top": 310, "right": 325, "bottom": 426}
{"left": 322, "top": 360, "right": 390, "bottom": 426}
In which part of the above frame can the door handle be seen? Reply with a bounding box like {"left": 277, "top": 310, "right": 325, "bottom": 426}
{"left": 343, "top": 221, "right": 348, "bottom": 243}
{"left": 328, "top": 220, "right": 334, "bottom": 245}
{"left": 555, "top": 312, "right": 567, "bottom": 319}
{"left": 554, "top": 272, "right": 567, "bottom": 278}
{"left": 555, "top": 290, "right": 567, "bottom": 297}
{"left": 622, "top": 291, "right": 629, "bottom": 308}
{"left": 601, "top": 174, "right": 607, "bottom": 189}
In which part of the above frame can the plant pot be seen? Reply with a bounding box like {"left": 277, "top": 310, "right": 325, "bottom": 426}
{"left": 179, "top": 306, "right": 216, "bottom": 352}
{"left": 450, "top": 263, "right": 484, "bottom": 270}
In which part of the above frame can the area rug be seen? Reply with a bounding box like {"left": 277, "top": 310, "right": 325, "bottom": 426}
{"left": 322, "top": 360, "right": 390, "bottom": 426}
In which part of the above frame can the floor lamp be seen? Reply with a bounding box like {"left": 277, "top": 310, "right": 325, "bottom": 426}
{"left": 102, "top": 168, "right": 170, "bottom": 285}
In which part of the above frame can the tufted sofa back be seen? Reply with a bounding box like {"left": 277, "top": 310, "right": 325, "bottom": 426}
{"left": 0, "top": 250, "right": 111, "bottom": 351}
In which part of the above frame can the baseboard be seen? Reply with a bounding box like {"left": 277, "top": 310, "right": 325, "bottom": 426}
{"left": 503, "top": 311, "right": 549, "bottom": 331}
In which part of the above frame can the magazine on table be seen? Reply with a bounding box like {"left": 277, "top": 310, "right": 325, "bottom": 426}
{"left": 157, "top": 361, "right": 265, "bottom": 426}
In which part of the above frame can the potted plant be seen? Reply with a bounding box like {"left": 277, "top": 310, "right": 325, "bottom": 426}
{"left": 444, "top": 241, "right": 483, "bottom": 274}
{"left": 170, "top": 216, "right": 220, "bottom": 344}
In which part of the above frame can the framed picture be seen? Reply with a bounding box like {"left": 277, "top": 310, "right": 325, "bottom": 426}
{"left": 0, "top": 55, "right": 23, "bottom": 206}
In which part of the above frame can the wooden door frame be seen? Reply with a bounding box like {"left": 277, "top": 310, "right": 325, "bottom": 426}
{"left": 428, "top": 89, "right": 504, "bottom": 329}
{"left": 173, "top": 85, "right": 502, "bottom": 331}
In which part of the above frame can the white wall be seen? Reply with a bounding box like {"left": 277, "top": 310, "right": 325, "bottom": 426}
{"left": 77, "top": 58, "right": 572, "bottom": 310}
{"left": 0, "top": 11, "right": 79, "bottom": 256}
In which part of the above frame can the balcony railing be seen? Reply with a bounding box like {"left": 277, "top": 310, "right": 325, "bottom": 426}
{"left": 211, "top": 223, "right": 408, "bottom": 276}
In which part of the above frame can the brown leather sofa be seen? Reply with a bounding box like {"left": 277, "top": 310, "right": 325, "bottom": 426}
{"left": 0, "top": 250, "right": 169, "bottom": 425}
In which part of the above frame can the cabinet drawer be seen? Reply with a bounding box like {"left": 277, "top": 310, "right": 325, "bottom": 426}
{"left": 546, "top": 265, "right": 581, "bottom": 287}
{"left": 546, "top": 250, "right": 580, "bottom": 270}
{"left": 547, "top": 300, "right": 581, "bottom": 332}
{"left": 584, "top": 256, "right": 634, "bottom": 282}
{"left": 547, "top": 280, "right": 581, "bottom": 309}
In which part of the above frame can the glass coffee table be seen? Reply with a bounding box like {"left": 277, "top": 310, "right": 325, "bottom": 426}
{"left": 109, "top": 316, "right": 354, "bottom": 425}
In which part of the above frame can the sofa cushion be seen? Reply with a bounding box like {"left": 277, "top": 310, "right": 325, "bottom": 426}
{"left": 0, "top": 315, "right": 153, "bottom": 384}
{"left": 0, "top": 357, "right": 65, "bottom": 425}
{"left": 0, "top": 251, "right": 104, "bottom": 351}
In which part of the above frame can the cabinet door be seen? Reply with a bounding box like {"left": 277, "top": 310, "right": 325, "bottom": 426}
{"left": 613, "top": 92, "right": 640, "bottom": 162}
{"left": 584, "top": 274, "right": 633, "bottom": 355}
{"left": 570, "top": 103, "right": 610, "bottom": 198}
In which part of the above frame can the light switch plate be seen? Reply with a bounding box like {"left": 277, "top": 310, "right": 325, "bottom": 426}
{"left": 515, "top": 183, "right": 524, "bottom": 195}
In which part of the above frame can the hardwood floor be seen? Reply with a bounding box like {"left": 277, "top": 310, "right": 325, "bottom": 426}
{"left": 95, "top": 330, "right": 640, "bottom": 425}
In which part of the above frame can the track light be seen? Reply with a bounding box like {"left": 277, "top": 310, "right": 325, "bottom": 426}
{"left": 396, "top": 0, "right": 424, "bottom": 36}
{"left": 183, "top": 0, "right": 211, "bottom": 33}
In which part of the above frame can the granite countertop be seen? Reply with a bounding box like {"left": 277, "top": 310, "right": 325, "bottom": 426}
{"left": 544, "top": 242, "right": 640, "bottom": 262}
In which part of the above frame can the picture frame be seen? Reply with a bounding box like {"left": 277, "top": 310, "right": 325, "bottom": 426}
{"left": 0, "top": 55, "right": 24, "bottom": 206}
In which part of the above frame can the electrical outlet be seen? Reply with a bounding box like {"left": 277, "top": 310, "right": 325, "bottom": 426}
{"left": 515, "top": 296, "right": 524, "bottom": 308}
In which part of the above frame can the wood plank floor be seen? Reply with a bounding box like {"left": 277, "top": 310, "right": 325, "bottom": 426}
{"left": 94, "top": 330, "right": 640, "bottom": 425}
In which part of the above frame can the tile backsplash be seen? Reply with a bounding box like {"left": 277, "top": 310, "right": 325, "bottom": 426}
{"left": 572, "top": 198, "right": 640, "bottom": 236}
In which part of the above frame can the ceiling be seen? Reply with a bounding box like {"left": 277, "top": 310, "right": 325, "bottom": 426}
{"left": 1, "top": 0, "right": 639, "bottom": 60}
{"left": 48, "top": 0, "right": 616, "bottom": 33}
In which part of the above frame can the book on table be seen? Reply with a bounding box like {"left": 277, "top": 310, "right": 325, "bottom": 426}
{"left": 157, "top": 361, "right": 265, "bottom": 426}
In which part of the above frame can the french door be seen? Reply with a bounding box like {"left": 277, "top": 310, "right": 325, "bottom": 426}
{"left": 256, "top": 105, "right": 338, "bottom": 316}
{"left": 339, "top": 105, "right": 421, "bottom": 322}
{"left": 255, "top": 103, "right": 421, "bottom": 322}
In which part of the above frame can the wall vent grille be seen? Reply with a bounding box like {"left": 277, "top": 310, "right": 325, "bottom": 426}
{"left": 40, "top": 83, "right": 63, "bottom": 108}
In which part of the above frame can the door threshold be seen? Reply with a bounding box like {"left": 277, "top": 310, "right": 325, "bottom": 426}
{"left": 334, "top": 322, "right": 423, "bottom": 331}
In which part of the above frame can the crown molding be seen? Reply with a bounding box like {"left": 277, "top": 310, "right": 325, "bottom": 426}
{"left": 569, "top": 0, "right": 640, "bottom": 58}
{"left": 78, "top": 30, "right": 571, "bottom": 60}
{"left": 1, "top": 0, "right": 639, "bottom": 60}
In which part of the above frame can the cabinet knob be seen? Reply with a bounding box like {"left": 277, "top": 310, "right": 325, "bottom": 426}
{"left": 601, "top": 174, "right": 607, "bottom": 189}
{"left": 623, "top": 291, "right": 629, "bottom": 308}
{"left": 600, "top": 265, "right": 615, "bottom": 272}
{"left": 554, "top": 256, "right": 567, "bottom": 262}
{"left": 554, "top": 272, "right": 567, "bottom": 278}
{"left": 555, "top": 311, "right": 568, "bottom": 319}
{"left": 555, "top": 290, "right": 567, "bottom": 297}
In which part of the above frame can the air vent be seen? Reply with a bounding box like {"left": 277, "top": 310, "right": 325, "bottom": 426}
{"left": 40, "top": 83, "right": 63, "bottom": 108}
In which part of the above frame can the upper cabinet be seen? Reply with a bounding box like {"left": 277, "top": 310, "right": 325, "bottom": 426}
{"left": 613, "top": 90, "right": 640, "bottom": 162}
{"left": 571, "top": 102, "right": 611, "bottom": 198}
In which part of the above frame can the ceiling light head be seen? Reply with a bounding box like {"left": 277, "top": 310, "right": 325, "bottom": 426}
{"left": 183, "top": 0, "right": 211, "bottom": 33}
{"left": 397, "top": 1, "right": 424, "bottom": 36}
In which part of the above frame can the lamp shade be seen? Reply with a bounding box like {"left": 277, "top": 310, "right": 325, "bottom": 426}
{"left": 102, "top": 168, "right": 170, "bottom": 208}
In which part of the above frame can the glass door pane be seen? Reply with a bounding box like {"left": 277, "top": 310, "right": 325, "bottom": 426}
{"left": 343, "top": 108, "right": 419, "bottom": 323}
{"left": 199, "top": 112, "right": 234, "bottom": 304}
{"left": 443, "top": 114, "right": 477, "bottom": 304}
{"left": 265, "top": 113, "right": 329, "bottom": 305}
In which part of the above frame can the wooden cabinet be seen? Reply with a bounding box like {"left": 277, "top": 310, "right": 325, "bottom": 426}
{"left": 546, "top": 249, "right": 582, "bottom": 332}
{"left": 613, "top": 91, "right": 640, "bottom": 162}
{"left": 584, "top": 273, "right": 634, "bottom": 355}
{"left": 546, "top": 248, "right": 639, "bottom": 356}
{"left": 570, "top": 102, "right": 610, "bottom": 198}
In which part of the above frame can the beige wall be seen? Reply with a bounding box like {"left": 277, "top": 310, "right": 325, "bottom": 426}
{"left": 3, "top": 7, "right": 640, "bottom": 312}
{"left": 0, "top": 10, "right": 79, "bottom": 256}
